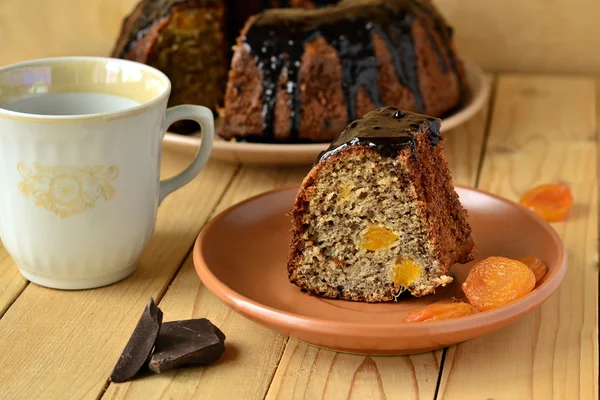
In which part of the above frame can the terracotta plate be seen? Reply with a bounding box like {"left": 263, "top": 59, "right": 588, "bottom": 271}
{"left": 166, "top": 60, "right": 490, "bottom": 165}
{"left": 193, "top": 185, "right": 566, "bottom": 355}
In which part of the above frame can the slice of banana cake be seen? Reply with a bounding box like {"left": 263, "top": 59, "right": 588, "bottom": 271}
{"left": 287, "top": 106, "right": 475, "bottom": 302}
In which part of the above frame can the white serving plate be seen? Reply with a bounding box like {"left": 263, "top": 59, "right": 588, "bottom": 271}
{"left": 163, "top": 60, "right": 490, "bottom": 165}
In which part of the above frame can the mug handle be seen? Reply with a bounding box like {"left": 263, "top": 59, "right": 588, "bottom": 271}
{"left": 158, "top": 105, "right": 214, "bottom": 205}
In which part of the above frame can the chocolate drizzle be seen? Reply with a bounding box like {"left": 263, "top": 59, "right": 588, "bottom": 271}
{"left": 412, "top": 1, "right": 464, "bottom": 99}
{"left": 318, "top": 106, "right": 440, "bottom": 161}
{"left": 243, "top": 0, "right": 461, "bottom": 138}
{"left": 245, "top": 14, "right": 388, "bottom": 139}
{"left": 371, "top": 12, "right": 423, "bottom": 112}
{"left": 321, "top": 20, "right": 384, "bottom": 126}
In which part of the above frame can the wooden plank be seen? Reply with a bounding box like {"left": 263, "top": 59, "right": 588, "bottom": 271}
{"left": 0, "top": 152, "right": 238, "bottom": 400}
{"left": 102, "top": 165, "right": 310, "bottom": 400}
{"left": 0, "top": 243, "right": 27, "bottom": 318}
{"left": 264, "top": 94, "right": 493, "bottom": 400}
{"left": 266, "top": 341, "right": 442, "bottom": 400}
{"left": 437, "top": 75, "right": 598, "bottom": 399}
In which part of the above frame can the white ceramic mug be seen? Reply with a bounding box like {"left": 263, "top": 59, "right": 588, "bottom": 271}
{"left": 0, "top": 56, "right": 214, "bottom": 290}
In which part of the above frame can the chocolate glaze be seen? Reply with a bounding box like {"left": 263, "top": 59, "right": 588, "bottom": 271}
{"left": 244, "top": 13, "right": 384, "bottom": 139}
{"left": 321, "top": 20, "right": 384, "bottom": 129}
{"left": 243, "top": 0, "right": 460, "bottom": 139}
{"left": 318, "top": 106, "right": 440, "bottom": 160}
{"left": 412, "top": 1, "right": 464, "bottom": 98}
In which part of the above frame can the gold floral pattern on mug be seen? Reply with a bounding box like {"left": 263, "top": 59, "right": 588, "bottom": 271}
{"left": 17, "top": 162, "right": 119, "bottom": 218}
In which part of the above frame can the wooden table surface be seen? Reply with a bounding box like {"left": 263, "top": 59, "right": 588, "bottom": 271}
{"left": 0, "top": 1, "right": 599, "bottom": 399}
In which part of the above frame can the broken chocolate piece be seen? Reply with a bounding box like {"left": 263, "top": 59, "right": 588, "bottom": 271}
{"left": 149, "top": 319, "right": 226, "bottom": 373}
{"left": 110, "top": 298, "right": 163, "bottom": 383}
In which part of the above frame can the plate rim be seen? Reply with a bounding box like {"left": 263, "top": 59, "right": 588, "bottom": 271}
{"left": 193, "top": 184, "right": 566, "bottom": 338}
{"left": 165, "top": 59, "right": 491, "bottom": 160}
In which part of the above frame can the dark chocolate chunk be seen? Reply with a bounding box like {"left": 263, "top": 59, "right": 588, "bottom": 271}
{"left": 110, "top": 298, "right": 163, "bottom": 383}
{"left": 149, "top": 319, "right": 226, "bottom": 374}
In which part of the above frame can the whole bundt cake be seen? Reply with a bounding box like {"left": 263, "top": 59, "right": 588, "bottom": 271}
{"left": 287, "top": 106, "right": 475, "bottom": 302}
{"left": 221, "top": 0, "right": 468, "bottom": 143}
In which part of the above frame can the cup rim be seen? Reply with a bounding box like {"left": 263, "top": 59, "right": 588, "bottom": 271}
{"left": 0, "top": 56, "right": 172, "bottom": 123}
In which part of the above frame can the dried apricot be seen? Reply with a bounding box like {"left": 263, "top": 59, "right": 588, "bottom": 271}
{"left": 462, "top": 256, "right": 535, "bottom": 311}
{"left": 393, "top": 257, "right": 422, "bottom": 288}
{"left": 338, "top": 185, "right": 351, "bottom": 204}
{"left": 403, "top": 302, "right": 475, "bottom": 322}
{"left": 360, "top": 226, "right": 398, "bottom": 251}
{"left": 519, "top": 183, "right": 573, "bottom": 222}
{"left": 517, "top": 256, "right": 548, "bottom": 284}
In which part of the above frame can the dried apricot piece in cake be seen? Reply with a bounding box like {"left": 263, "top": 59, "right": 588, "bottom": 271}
{"left": 517, "top": 256, "right": 548, "bottom": 284}
{"left": 393, "top": 257, "right": 422, "bottom": 288}
{"left": 338, "top": 185, "right": 352, "bottom": 204}
{"left": 462, "top": 256, "right": 535, "bottom": 311}
{"left": 403, "top": 302, "right": 475, "bottom": 322}
{"left": 519, "top": 183, "right": 573, "bottom": 222}
{"left": 360, "top": 226, "right": 399, "bottom": 251}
